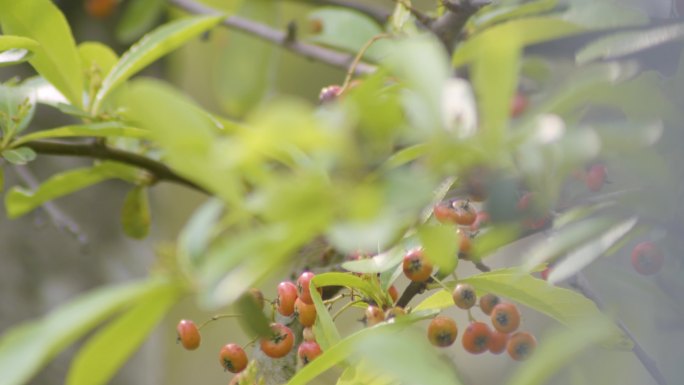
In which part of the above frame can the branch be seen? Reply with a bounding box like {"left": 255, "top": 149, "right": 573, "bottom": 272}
{"left": 295, "top": 0, "right": 391, "bottom": 25}
{"left": 169, "top": 0, "right": 376, "bottom": 75}
{"left": 569, "top": 273, "right": 668, "bottom": 385}
{"left": 24, "top": 140, "right": 208, "bottom": 194}
{"left": 430, "top": 0, "right": 488, "bottom": 51}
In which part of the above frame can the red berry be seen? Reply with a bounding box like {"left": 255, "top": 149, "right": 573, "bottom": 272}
{"left": 434, "top": 202, "right": 458, "bottom": 224}
{"left": 295, "top": 297, "right": 317, "bottom": 327}
{"left": 451, "top": 199, "right": 477, "bottom": 226}
{"left": 540, "top": 266, "right": 552, "bottom": 281}
{"left": 507, "top": 331, "right": 537, "bottom": 361}
{"left": 402, "top": 249, "right": 433, "bottom": 282}
{"left": 491, "top": 303, "right": 521, "bottom": 334}
{"left": 388, "top": 285, "right": 399, "bottom": 303}
{"left": 219, "top": 343, "right": 248, "bottom": 373}
{"left": 462, "top": 322, "right": 491, "bottom": 354}
{"left": 176, "top": 319, "right": 201, "bottom": 350}
{"left": 488, "top": 330, "right": 509, "bottom": 354}
{"left": 260, "top": 323, "right": 294, "bottom": 359}
{"left": 297, "top": 271, "right": 316, "bottom": 304}
{"left": 365, "top": 305, "right": 384, "bottom": 327}
{"left": 452, "top": 283, "right": 477, "bottom": 309}
{"left": 510, "top": 92, "right": 528, "bottom": 118}
{"left": 277, "top": 281, "right": 298, "bottom": 316}
{"left": 298, "top": 341, "right": 322, "bottom": 365}
{"left": 631, "top": 241, "right": 664, "bottom": 276}
{"left": 427, "top": 315, "right": 458, "bottom": 347}
{"left": 319, "top": 85, "right": 342, "bottom": 103}
{"left": 585, "top": 164, "right": 607, "bottom": 192}
{"left": 479, "top": 293, "right": 500, "bottom": 316}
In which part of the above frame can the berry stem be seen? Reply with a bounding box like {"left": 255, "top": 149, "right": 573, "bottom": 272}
{"left": 430, "top": 274, "right": 452, "bottom": 292}
{"left": 242, "top": 336, "right": 259, "bottom": 350}
{"left": 198, "top": 314, "right": 242, "bottom": 330}
{"left": 340, "top": 33, "right": 392, "bottom": 93}
{"left": 332, "top": 299, "right": 365, "bottom": 321}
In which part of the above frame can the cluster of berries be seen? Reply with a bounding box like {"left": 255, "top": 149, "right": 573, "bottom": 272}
{"left": 175, "top": 272, "right": 324, "bottom": 381}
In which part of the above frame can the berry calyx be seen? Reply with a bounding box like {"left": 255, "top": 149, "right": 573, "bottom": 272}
{"left": 491, "top": 303, "right": 521, "bottom": 334}
{"left": 462, "top": 322, "right": 491, "bottom": 354}
{"left": 176, "top": 319, "right": 201, "bottom": 350}
{"left": 365, "top": 305, "right": 385, "bottom": 327}
{"left": 479, "top": 293, "right": 500, "bottom": 316}
{"left": 402, "top": 249, "right": 433, "bottom": 282}
{"left": 219, "top": 343, "right": 248, "bottom": 373}
{"left": 452, "top": 283, "right": 477, "bottom": 309}
{"left": 277, "top": 281, "right": 298, "bottom": 316}
{"left": 260, "top": 323, "right": 295, "bottom": 359}
{"left": 298, "top": 341, "right": 322, "bottom": 365}
{"left": 295, "top": 297, "right": 317, "bottom": 327}
{"left": 427, "top": 315, "right": 458, "bottom": 347}
{"left": 631, "top": 241, "right": 664, "bottom": 275}
{"left": 297, "top": 271, "right": 316, "bottom": 304}
{"left": 507, "top": 331, "right": 537, "bottom": 361}
{"left": 488, "top": 330, "right": 509, "bottom": 354}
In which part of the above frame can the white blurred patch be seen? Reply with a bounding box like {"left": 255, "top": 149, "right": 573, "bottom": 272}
{"left": 534, "top": 114, "right": 566, "bottom": 143}
{"left": 441, "top": 78, "right": 477, "bottom": 138}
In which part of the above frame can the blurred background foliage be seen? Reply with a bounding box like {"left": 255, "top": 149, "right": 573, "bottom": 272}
{"left": 0, "top": 0, "right": 683, "bottom": 384}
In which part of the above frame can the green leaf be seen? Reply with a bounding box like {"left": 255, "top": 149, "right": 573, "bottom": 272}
{"left": 286, "top": 311, "right": 438, "bottom": 385}
{"left": 0, "top": 278, "right": 175, "bottom": 385}
{"left": 576, "top": 22, "right": 684, "bottom": 64}
{"left": 307, "top": 8, "right": 389, "bottom": 60}
{"left": 414, "top": 286, "right": 454, "bottom": 312}
{"left": 341, "top": 246, "right": 404, "bottom": 274}
{"left": 0, "top": 35, "right": 39, "bottom": 67}
{"left": 116, "top": 0, "right": 166, "bottom": 44}
{"left": 507, "top": 316, "right": 616, "bottom": 385}
{"left": 78, "top": 42, "right": 118, "bottom": 78}
{"left": 5, "top": 162, "right": 139, "bottom": 218}
{"left": 178, "top": 198, "right": 225, "bottom": 266}
{"left": 0, "top": 82, "right": 36, "bottom": 134}
{"left": 1, "top": 147, "right": 35, "bottom": 165}
{"left": 0, "top": 0, "right": 83, "bottom": 107}
{"left": 235, "top": 292, "right": 272, "bottom": 338}
{"left": 468, "top": 0, "right": 558, "bottom": 31}
{"left": 460, "top": 268, "right": 630, "bottom": 349}
{"left": 65, "top": 285, "right": 179, "bottom": 385}
{"left": 13, "top": 122, "right": 149, "bottom": 145}
{"left": 417, "top": 224, "right": 458, "bottom": 275}
{"left": 213, "top": 0, "right": 278, "bottom": 117}
{"left": 92, "top": 15, "right": 224, "bottom": 113}
{"left": 121, "top": 186, "right": 151, "bottom": 239}
{"left": 560, "top": 0, "right": 649, "bottom": 30}
{"left": 337, "top": 362, "right": 399, "bottom": 385}
{"left": 313, "top": 272, "right": 383, "bottom": 306}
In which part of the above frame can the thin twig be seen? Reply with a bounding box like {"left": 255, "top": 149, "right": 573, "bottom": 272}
{"left": 570, "top": 273, "right": 668, "bottom": 385}
{"left": 340, "top": 33, "right": 392, "bottom": 92}
{"left": 169, "top": 0, "right": 376, "bottom": 75}
{"left": 24, "top": 140, "right": 208, "bottom": 194}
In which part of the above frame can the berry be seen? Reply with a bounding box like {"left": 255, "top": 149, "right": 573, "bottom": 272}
{"left": 302, "top": 327, "right": 316, "bottom": 342}
{"left": 488, "top": 330, "right": 509, "bottom": 354}
{"left": 491, "top": 303, "right": 521, "bottom": 334}
{"left": 219, "top": 343, "right": 248, "bottom": 373}
{"left": 631, "top": 241, "right": 664, "bottom": 275}
{"left": 260, "top": 323, "right": 295, "bottom": 359}
{"left": 85, "top": 0, "right": 117, "bottom": 19}
{"left": 517, "top": 192, "right": 550, "bottom": 230}
{"left": 457, "top": 228, "right": 472, "bottom": 257}
{"left": 388, "top": 285, "right": 399, "bottom": 303}
{"left": 384, "top": 307, "right": 406, "bottom": 322}
{"left": 452, "top": 283, "right": 477, "bottom": 309}
{"left": 295, "top": 297, "right": 317, "bottom": 327}
{"left": 176, "top": 319, "right": 201, "bottom": 350}
{"left": 402, "top": 249, "right": 433, "bottom": 282}
{"left": 298, "top": 341, "right": 322, "bottom": 365}
{"left": 507, "top": 331, "right": 537, "bottom": 361}
{"left": 510, "top": 92, "right": 528, "bottom": 117}
{"left": 319, "top": 85, "right": 342, "bottom": 103}
{"left": 451, "top": 199, "right": 477, "bottom": 226}
{"left": 365, "top": 305, "right": 385, "bottom": 327}
{"left": 277, "top": 281, "right": 298, "bottom": 316}
{"left": 297, "top": 271, "right": 316, "bottom": 304}
{"left": 434, "top": 202, "right": 458, "bottom": 224}
{"left": 462, "top": 322, "right": 491, "bottom": 354}
{"left": 427, "top": 316, "right": 458, "bottom": 347}
{"left": 585, "top": 164, "right": 608, "bottom": 192}
{"left": 479, "top": 293, "right": 500, "bottom": 316}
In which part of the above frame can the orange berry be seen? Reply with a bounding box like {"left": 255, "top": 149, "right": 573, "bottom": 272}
{"left": 462, "top": 322, "right": 491, "bottom": 354}
{"left": 295, "top": 297, "right": 317, "bottom": 327}
{"left": 260, "top": 323, "right": 294, "bottom": 359}
{"left": 507, "top": 331, "right": 537, "bottom": 361}
{"left": 297, "top": 271, "right": 316, "bottom": 304}
{"left": 277, "top": 281, "right": 298, "bottom": 316}
{"left": 388, "top": 285, "right": 399, "bottom": 303}
{"left": 479, "top": 293, "right": 500, "bottom": 316}
{"left": 85, "top": 0, "right": 117, "bottom": 19}
{"left": 219, "top": 343, "right": 248, "bottom": 373}
{"left": 402, "top": 249, "right": 433, "bottom": 282}
{"left": 427, "top": 315, "right": 458, "bottom": 347}
{"left": 488, "top": 330, "right": 509, "bottom": 354}
{"left": 176, "top": 319, "right": 201, "bottom": 350}
{"left": 452, "top": 283, "right": 477, "bottom": 310}
{"left": 491, "top": 303, "right": 521, "bottom": 334}
{"left": 298, "top": 341, "right": 322, "bottom": 365}
{"left": 365, "top": 305, "right": 384, "bottom": 327}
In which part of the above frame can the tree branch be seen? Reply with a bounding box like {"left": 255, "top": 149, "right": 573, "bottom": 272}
{"left": 24, "top": 140, "right": 208, "bottom": 194}
{"left": 569, "top": 273, "right": 668, "bottom": 385}
{"left": 294, "top": 0, "right": 391, "bottom": 25}
{"left": 168, "top": 0, "right": 376, "bottom": 75}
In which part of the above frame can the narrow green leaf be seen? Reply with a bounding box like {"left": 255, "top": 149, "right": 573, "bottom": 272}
{"left": 13, "top": 122, "right": 148, "bottom": 145}
{"left": 0, "top": 278, "right": 174, "bottom": 385}
{"left": 313, "top": 272, "right": 382, "bottom": 306}
{"left": 93, "top": 15, "right": 224, "bottom": 112}
{"left": 235, "top": 293, "right": 271, "bottom": 338}
{"left": 507, "top": 316, "right": 616, "bottom": 385}
{"left": 121, "top": 186, "right": 151, "bottom": 239}
{"left": 116, "top": 0, "right": 166, "bottom": 44}
{"left": 1, "top": 147, "right": 36, "bottom": 165}
{"left": 577, "top": 22, "right": 684, "bottom": 64}
{"left": 0, "top": 0, "right": 83, "bottom": 107}
{"left": 65, "top": 285, "right": 179, "bottom": 385}
{"left": 561, "top": 0, "right": 649, "bottom": 30}
{"left": 310, "top": 274, "right": 343, "bottom": 350}
{"left": 417, "top": 224, "right": 458, "bottom": 275}
{"left": 460, "top": 268, "right": 630, "bottom": 349}
{"left": 78, "top": 42, "right": 118, "bottom": 78}
{"left": 469, "top": 0, "right": 558, "bottom": 31}
{"left": 0, "top": 35, "right": 39, "bottom": 67}
{"left": 5, "top": 162, "right": 139, "bottom": 218}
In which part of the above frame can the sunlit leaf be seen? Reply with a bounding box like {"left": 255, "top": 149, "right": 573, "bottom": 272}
{"left": 0, "top": 0, "right": 83, "bottom": 107}
{"left": 78, "top": 42, "right": 118, "bottom": 79}
{"left": 417, "top": 224, "right": 458, "bottom": 275}
{"left": 0, "top": 278, "right": 175, "bottom": 385}
{"left": 13, "top": 122, "right": 148, "bottom": 146}
{"left": 310, "top": 275, "right": 342, "bottom": 351}
{"left": 65, "top": 285, "right": 179, "bottom": 385}
{"left": 0, "top": 35, "right": 38, "bottom": 67}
